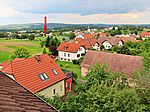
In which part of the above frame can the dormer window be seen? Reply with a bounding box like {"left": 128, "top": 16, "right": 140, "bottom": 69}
{"left": 39, "top": 73, "right": 49, "bottom": 81}
{"left": 52, "top": 68, "right": 58, "bottom": 76}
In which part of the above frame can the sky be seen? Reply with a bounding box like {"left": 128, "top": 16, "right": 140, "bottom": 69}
{"left": 0, "top": 0, "right": 150, "bottom": 25}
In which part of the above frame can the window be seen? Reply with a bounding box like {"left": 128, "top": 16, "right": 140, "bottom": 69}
{"left": 77, "top": 54, "right": 80, "bottom": 57}
{"left": 52, "top": 68, "right": 58, "bottom": 75}
{"left": 68, "top": 54, "right": 70, "bottom": 57}
{"left": 39, "top": 73, "right": 49, "bottom": 81}
{"left": 68, "top": 59, "right": 70, "bottom": 61}
{"left": 53, "top": 89, "right": 56, "bottom": 95}
{"left": 61, "top": 58, "right": 63, "bottom": 60}
{"left": 64, "top": 53, "right": 66, "bottom": 57}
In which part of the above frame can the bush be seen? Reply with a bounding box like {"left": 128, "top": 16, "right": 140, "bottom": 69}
{"left": 64, "top": 64, "right": 70, "bottom": 68}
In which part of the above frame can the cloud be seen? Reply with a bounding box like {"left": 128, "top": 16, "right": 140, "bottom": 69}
{"left": 9, "top": 0, "right": 150, "bottom": 15}
{"left": 0, "top": 0, "right": 150, "bottom": 25}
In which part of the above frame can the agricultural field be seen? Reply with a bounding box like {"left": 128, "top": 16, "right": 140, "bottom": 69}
{"left": 0, "top": 38, "right": 42, "bottom": 63}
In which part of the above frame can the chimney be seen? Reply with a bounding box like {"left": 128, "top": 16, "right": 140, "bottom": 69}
{"left": 43, "top": 16, "right": 47, "bottom": 37}
{"left": 35, "top": 55, "right": 41, "bottom": 63}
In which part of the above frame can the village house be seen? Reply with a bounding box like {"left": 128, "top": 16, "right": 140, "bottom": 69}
{"left": 98, "top": 37, "right": 124, "bottom": 49}
{"left": 75, "top": 33, "right": 96, "bottom": 39}
{"left": 0, "top": 54, "right": 72, "bottom": 98}
{"left": 119, "top": 36, "right": 143, "bottom": 43}
{"left": 81, "top": 50, "right": 142, "bottom": 77}
{"left": 140, "top": 32, "right": 150, "bottom": 40}
{"left": 57, "top": 42, "right": 86, "bottom": 62}
{"left": 0, "top": 71, "right": 57, "bottom": 112}
{"left": 99, "top": 32, "right": 107, "bottom": 37}
{"left": 74, "top": 38, "right": 101, "bottom": 50}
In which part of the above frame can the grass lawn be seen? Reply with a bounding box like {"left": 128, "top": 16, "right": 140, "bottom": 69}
{"left": 7, "top": 45, "right": 42, "bottom": 55}
{"left": 56, "top": 60, "right": 81, "bottom": 77}
{"left": 0, "top": 38, "right": 43, "bottom": 63}
{"left": 0, "top": 51, "right": 10, "bottom": 63}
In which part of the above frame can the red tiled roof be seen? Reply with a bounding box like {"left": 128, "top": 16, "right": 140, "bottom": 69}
{"left": 0, "top": 71, "right": 57, "bottom": 112}
{"left": 98, "top": 37, "right": 123, "bottom": 45}
{"left": 81, "top": 50, "right": 143, "bottom": 76}
{"left": 99, "top": 32, "right": 107, "bottom": 37}
{"left": 140, "top": 32, "right": 150, "bottom": 38}
{"left": 75, "top": 38, "right": 100, "bottom": 49}
{"left": 2, "top": 54, "right": 66, "bottom": 93}
{"left": 57, "top": 42, "right": 83, "bottom": 53}
{"left": 83, "top": 34, "right": 96, "bottom": 39}
{"left": 119, "top": 36, "right": 143, "bottom": 42}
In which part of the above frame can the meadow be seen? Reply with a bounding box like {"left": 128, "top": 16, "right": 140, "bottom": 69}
{"left": 0, "top": 38, "right": 42, "bottom": 63}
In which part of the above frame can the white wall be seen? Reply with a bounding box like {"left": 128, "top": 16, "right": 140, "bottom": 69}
{"left": 92, "top": 43, "right": 100, "bottom": 50}
{"left": 118, "top": 41, "right": 123, "bottom": 47}
{"left": 58, "top": 47, "right": 86, "bottom": 62}
{"left": 102, "top": 41, "right": 112, "bottom": 49}
{"left": 75, "top": 35, "right": 84, "bottom": 39}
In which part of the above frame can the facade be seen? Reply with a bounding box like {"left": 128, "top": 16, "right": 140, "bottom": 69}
{"left": 81, "top": 50, "right": 142, "bottom": 77}
{"left": 57, "top": 42, "right": 86, "bottom": 62}
{"left": 75, "top": 38, "right": 101, "bottom": 50}
{"left": 1, "top": 54, "right": 72, "bottom": 98}
{"left": 0, "top": 71, "right": 57, "bottom": 112}
{"left": 98, "top": 37, "right": 124, "bottom": 49}
{"left": 140, "top": 32, "right": 150, "bottom": 40}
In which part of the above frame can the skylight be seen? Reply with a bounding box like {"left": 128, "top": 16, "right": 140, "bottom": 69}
{"left": 52, "top": 68, "right": 58, "bottom": 76}
{"left": 39, "top": 73, "right": 49, "bottom": 81}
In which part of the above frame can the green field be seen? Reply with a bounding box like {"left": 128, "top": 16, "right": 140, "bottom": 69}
{"left": 56, "top": 61, "right": 81, "bottom": 77}
{"left": 0, "top": 51, "right": 10, "bottom": 63}
{"left": 0, "top": 38, "right": 42, "bottom": 63}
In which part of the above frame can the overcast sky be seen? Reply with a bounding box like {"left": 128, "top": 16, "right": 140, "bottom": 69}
{"left": 0, "top": 0, "right": 150, "bottom": 25}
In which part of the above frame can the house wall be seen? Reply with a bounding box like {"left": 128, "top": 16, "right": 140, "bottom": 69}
{"left": 75, "top": 35, "right": 84, "bottom": 39}
{"left": 118, "top": 41, "right": 123, "bottom": 47}
{"left": 38, "top": 80, "right": 65, "bottom": 98}
{"left": 58, "top": 47, "right": 86, "bottom": 62}
{"left": 92, "top": 43, "right": 100, "bottom": 50}
{"left": 102, "top": 41, "right": 112, "bottom": 49}
{"left": 81, "top": 67, "right": 88, "bottom": 76}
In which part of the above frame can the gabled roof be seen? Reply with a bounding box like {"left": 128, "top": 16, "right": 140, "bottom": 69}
{"left": 75, "top": 38, "right": 100, "bottom": 49}
{"left": 0, "top": 71, "right": 57, "bottom": 112}
{"left": 57, "top": 42, "right": 84, "bottom": 53}
{"left": 2, "top": 54, "right": 66, "bottom": 93}
{"left": 140, "top": 32, "right": 150, "bottom": 37}
{"left": 98, "top": 37, "right": 122, "bottom": 45}
{"left": 119, "top": 36, "right": 143, "bottom": 42}
{"left": 81, "top": 50, "right": 143, "bottom": 76}
{"left": 83, "top": 34, "right": 96, "bottom": 39}
{"left": 99, "top": 32, "right": 107, "bottom": 37}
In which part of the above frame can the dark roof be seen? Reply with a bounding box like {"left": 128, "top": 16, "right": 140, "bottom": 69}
{"left": 2, "top": 54, "right": 66, "bottom": 93}
{"left": 81, "top": 50, "right": 143, "bottom": 76}
{"left": 0, "top": 71, "right": 57, "bottom": 112}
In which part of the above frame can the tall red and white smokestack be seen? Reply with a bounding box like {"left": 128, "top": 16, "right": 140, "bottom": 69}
{"left": 43, "top": 16, "right": 47, "bottom": 37}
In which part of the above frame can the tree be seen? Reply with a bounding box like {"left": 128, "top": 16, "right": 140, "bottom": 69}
{"left": 45, "top": 36, "right": 51, "bottom": 47}
{"left": 0, "top": 32, "right": 6, "bottom": 38}
{"left": 42, "top": 47, "right": 47, "bottom": 54}
{"left": 117, "top": 44, "right": 131, "bottom": 55}
{"left": 28, "top": 34, "right": 35, "bottom": 41}
{"left": 10, "top": 47, "right": 30, "bottom": 60}
{"left": 68, "top": 32, "right": 75, "bottom": 40}
{"left": 20, "top": 34, "right": 28, "bottom": 39}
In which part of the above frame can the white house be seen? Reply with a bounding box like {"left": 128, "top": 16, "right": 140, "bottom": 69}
{"left": 57, "top": 42, "right": 86, "bottom": 62}
{"left": 98, "top": 37, "right": 124, "bottom": 49}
